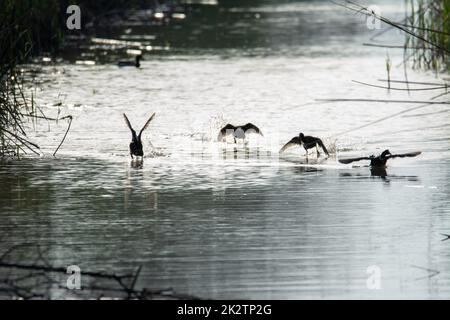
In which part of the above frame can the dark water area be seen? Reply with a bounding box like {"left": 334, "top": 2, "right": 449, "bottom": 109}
{"left": 60, "top": 0, "right": 396, "bottom": 60}
{"left": 1, "top": 154, "right": 450, "bottom": 298}
{"left": 1, "top": 0, "right": 450, "bottom": 299}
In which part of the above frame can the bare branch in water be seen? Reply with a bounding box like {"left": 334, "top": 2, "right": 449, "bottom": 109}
{"left": 363, "top": 43, "right": 442, "bottom": 51}
{"left": 352, "top": 80, "right": 448, "bottom": 91}
{"left": 333, "top": 102, "right": 437, "bottom": 137}
{"left": 316, "top": 98, "right": 450, "bottom": 104}
{"left": 53, "top": 115, "right": 73, "bottom": 157}
{"left": 0, "top": 245, "right": 200, "bottom": 300}
{"left": 377, "top": 79, "right": 449, "bottom": 86}
{"left": 394, "top": 23, "right": 450, "bottom": 36}
{"left": 333, "top": 0, "right": 450, "bottom": 55}
{"left": 431, "top": 91, "right": 450, "bottom": 100}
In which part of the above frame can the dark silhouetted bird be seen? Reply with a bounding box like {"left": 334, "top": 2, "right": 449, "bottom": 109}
{"left": 441, "top": 234, "right": 450, "bottom": 241}
{"left": 118, "top": 55, "right": 142, "bottom": 68}
{"left": 339, "top": 149, "right": 421, "bottom": 168}
{"left": 218, "top": 123, "right": 263, "bottom": 143}
{"left": 123, "top": 113, "right": 156, "bottom": 159}
{"left": 280, "top": 133, "right": 329, "bottom": 158}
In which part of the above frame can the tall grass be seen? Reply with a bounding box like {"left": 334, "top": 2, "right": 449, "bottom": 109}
{"left": 1, "top": 0, "right": 177, "bottom": 157}
{"left": 406, "top": 0, "right": 450, "bottom": 71}
{"left": 0, "top": 0, "right": 62, "bottom": 157}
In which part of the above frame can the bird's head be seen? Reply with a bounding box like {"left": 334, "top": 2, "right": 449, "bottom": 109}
{"left": 381, "top": 149, "right": 391, "bottom": 158}
{"left": 299, "top": 133, "right": 305, "bottom": 140}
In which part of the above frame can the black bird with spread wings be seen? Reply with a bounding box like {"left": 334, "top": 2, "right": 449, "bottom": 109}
{"left": 123, "top": 113, "right": 156, "bottom": 159}
{"left": 280, "top": 133, "right": 329, "bottom": 158}
{"left": 218, "top": 123, "right": 263, "bottom": 142}
{"left": 339, "top": 149, "right": 421, "bottom": 168}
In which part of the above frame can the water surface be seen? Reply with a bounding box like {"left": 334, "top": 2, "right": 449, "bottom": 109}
{"left": 1, "top": 0, "right": 449, "bottom": 299}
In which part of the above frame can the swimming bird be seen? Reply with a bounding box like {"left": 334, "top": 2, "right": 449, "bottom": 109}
{"left": 279, "top": 133, "right": 329, "bottom": 158}
{"left": 339, "top": 150, "right": 421, "bottom": 168}
{"left": 118, "top": 55, "right": 142, "bottom": 68}
{"left": 218, "top": 123, "right": 263, "bottom": 143}
{"left": 123, "top": 113, "right": 156, "bottom": 159}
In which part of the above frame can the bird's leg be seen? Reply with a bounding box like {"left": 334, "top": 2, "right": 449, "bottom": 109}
{"left": 130, "top": 153, "right": 134, "bottom": 160}
{"left": 316, "top": 144, "right": 320, "bottom": 158}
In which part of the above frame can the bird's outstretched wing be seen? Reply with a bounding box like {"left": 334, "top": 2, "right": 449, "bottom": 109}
{"left": 138, "top": 112, "right": 156, "bottom": 138}
{"left": 123, "top": 113, "right": 137, "bottom": 140}
{"left": 218, "top": 124, "right": 236, "bottom": 141}
{"left": 388, "top": 151, "right": 422, "bottom": 159}
{"left": 123, "top": 113, "right": 134, "bottom": 131}
{"left": 279, "top": 136, "right": 301, "bottom": 153}
{"left": 338, "top": 156, "right": 372, "bottom": 164}
{"left": 242, "top": 123, "right": 263, "bottom": 136}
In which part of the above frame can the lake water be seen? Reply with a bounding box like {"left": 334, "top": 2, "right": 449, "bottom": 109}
{"left": 1, "top": 0, "right": 449, "bottom": 299}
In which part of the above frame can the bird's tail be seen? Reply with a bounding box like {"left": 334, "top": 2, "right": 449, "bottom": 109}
{"left": 317, "top": 139, "right": 329, "bottom": 156}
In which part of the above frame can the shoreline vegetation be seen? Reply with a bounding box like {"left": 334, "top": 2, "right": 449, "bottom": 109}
{"left": 0, "top": 0, "right": 180, "bottom": 158}
{"left": 1, "top": 1, "right": 449, "bottom": 159}
{"left": 336, "top": 0, "right": 449, "bottom": 72}
{"left": 406, "top": 0, "right": 450, "bottom": 71}
{"left": 324, "top": 1, "right": 449, "bottom": 111}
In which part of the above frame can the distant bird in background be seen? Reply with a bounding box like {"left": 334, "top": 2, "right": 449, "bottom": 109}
{"left": 441, "top": 234, "right": 450, "bottom": 241}
{"left": 123, "top": 113, "right": 156, "bottom": 159}
{"left": 339, "top": 149, "right": 421, "bottom": 168}
{"left": 280, "top": 133, "right": 329, "bottom": 158}
{"left": 218, "top": 123, "right": 263, "bottom": 143}
{"left": 118, "top": 55, "right": 142, "bottom": 68}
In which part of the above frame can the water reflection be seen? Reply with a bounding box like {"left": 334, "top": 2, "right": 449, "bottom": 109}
{"left": 340, "top": 168, "right": 420, "bottom": 183}
{"left": 130, "top": 158, "right": 144, "bottom": 169}
{"left": 220, "top": 146, "right": 264, "bottom": 160}
{"left": 2, "top": 155, "right": 448, "bottom": 299}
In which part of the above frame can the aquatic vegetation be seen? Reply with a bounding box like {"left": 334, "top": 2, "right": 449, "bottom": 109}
{"left": 0, "top": 73, "right": 40, "bottom": 157}
{"left": 385, "top": 54, "right": 391, "bottom": 89}
{"left": 337, "top": 0, "right": 449, "bottom": 72}
{"left": 332, "top": 0, "right": 449, "bottom": 122}
{"left": 406, "top": 0, "right": 450, "bottom": 71}
{"left": 0, "top": 0, "right": 62, "bottom": 157}
{"left": 0, "top": 0, "right": 179, "bottom": 157}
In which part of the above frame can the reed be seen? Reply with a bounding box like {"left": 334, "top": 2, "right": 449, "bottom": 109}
{"left": 406, "top": 0, "right": 450, "bottom": 71}
{"left": 1, "top": 0, "right": 176, "bottom": 157}
{"left": 336, "top": 1, "right": 449, "bottom": 72}
{"left": 0, "top": 0, "right": 63, "bottom": 157}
